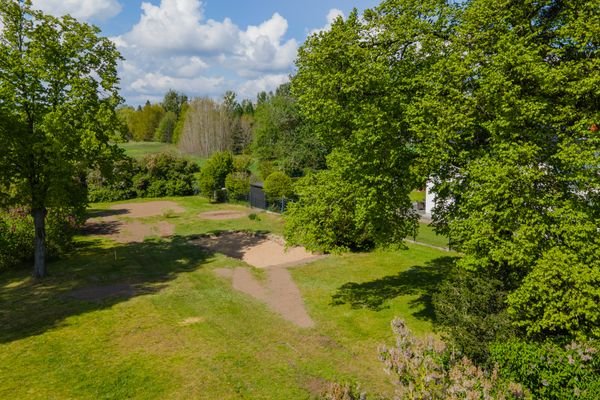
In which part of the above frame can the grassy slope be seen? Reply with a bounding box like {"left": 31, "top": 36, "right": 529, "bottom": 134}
{"left": 0, "top": 197, "right": 454, "bottom": 399}
{"left": 120, "top": 142, "right": 206, "bottom": 166}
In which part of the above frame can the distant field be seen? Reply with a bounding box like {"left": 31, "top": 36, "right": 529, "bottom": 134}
{"left": 119, "top": 141, "right": 206, "bottom": 166}
{"left": 0, "top": 196, "right": 455, "bottom": 399}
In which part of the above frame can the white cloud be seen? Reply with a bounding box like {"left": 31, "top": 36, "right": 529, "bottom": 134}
{"left": 310, "top": 8, "right": 345, "bottom": 36}
{"left": 113, "top": 0, "right": 297, "bottom": 104}
{"left": 238, "top": 74, "right": 290, "bottom": 99}
{"left": 32, "top": 0, "right": 122, "bottom": 21}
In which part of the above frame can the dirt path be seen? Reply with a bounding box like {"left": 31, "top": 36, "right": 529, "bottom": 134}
{"left": 201, "top": 232, "right": 319, "bottom": 328}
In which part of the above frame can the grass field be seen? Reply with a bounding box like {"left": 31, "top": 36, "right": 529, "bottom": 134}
{"left": 119, "top": 141, "right": 206, "bottom": 166}
{"left": 0, "top": 196, "right": 455, "bottom": 399}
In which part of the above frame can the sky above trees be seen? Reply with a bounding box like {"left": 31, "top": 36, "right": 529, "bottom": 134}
{"left": 30, "top": 0, "right": 379, "bottom": 105}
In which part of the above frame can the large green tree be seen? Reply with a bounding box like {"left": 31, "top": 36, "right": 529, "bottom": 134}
{"left": 415, "top": 0, "right": 600, "bottom": 339}
{"left": 0, "top": 1, "right": 122, "bottom": 278}
{"left": 288, "top": 1, "right": 453, "bottom": 250}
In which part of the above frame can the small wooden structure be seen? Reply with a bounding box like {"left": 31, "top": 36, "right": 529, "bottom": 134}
{"left": 249, "top": 182, "right": 268, "bottom": 210}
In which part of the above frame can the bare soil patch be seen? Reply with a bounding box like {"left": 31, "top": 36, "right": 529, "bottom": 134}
{"left": 83, "top": 201, "right": 182, "bottom": 243}
{"left": 193, "top": 232, "right": 321, "bottom": 268}
{"left": 204, "top": 232, "right": 321, "bottom": 328}
{"left": 109, "top": 201, "right": 185, "bottom": 218}
{"left": 198, "top": 210, "right": 249, "bottom": 220}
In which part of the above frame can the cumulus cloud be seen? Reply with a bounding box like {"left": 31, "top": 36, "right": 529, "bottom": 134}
{"left": 113, "top": 0, "right": 296, "bottom": 104}
{"left": 310, "top": 8, "right": 345, "bottom": 36}
{"left": 32, "top": 0, "right": 122, "bottom": 21}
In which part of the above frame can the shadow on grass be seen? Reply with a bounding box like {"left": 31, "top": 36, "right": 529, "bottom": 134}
{"left": 0, "top": 235, "right": 212, "bottom": 344}
{"left": 330, "top": 256, "right": 458, "bottom": 320}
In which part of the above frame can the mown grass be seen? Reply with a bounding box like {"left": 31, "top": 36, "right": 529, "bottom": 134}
{"left": 119, "top": 141, "right": 206, "bottom": 166}
{"left": 0, "top": 196, "right": 455, "bottom": 399}
{"left": 415, "top": 222, "right": 450, "bottom": 249}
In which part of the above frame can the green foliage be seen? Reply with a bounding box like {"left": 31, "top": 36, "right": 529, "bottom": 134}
{"left": 162, "top": 89, "right": 188, "bottom": 117}
{"left": 127, "top": 103, "right": 165, "bottom": 142}
{"left": 87, "top": 156, "right": 138, "bottom": 202}
{"left": 284, "top": 170, "right": 374, "bottom": 253}
{"left": 433, "top": 266, "right": 514, "bottom": 363}
{"left": 154, "top": 111, "right": 177, "bottom": 143}
{"left": 491, "top": 340, "right": 600, "bottom": 400}
{"left": 133, "top": 153, "right": 199, "bottom": 198}
{"left": 171, "top": 102, "right": 189, "bottom": 145}
{"left": 0, "top": 206, "right": 84, "bottom": 271}
{"left": 263, "top": 172, "right": 294, "bottom": 201}
{"left": 508, "top": 247, "right": 600, "bottom": 340}
{"left": 257, "top": 160, "right": 276, "bottom": 181}
{"left": 0, "top": 1, "right": 123, "bottom": 277}
{"left": 225, "top": 172, "right": 250, "bottom": 201}
{"left": 413, "top": 0, "right": 600, "bottom": 341}
{"left": 252, "top": 83, "right": 326, "bottom": 176}
{"left": 198, "top": 151, "right": 234, "bottom": 201}
{"left": 233, "top": 154, "right": 252, "bottom": 173}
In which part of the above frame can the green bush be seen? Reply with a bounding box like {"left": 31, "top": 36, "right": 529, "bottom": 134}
{"left": 198, "top": 151, "right": 234, "bottom": 201}
{"left": 263, "top": 171, "right": 294, "bottom": 201}
{"left": 225, "top": 172, "right": 250, "bottom": 201}
{"left": 134, "top": 152, "right": 199, "bottom": 198}
{"left": 257, "top": 160, "right": 276, "bottom": 181}
{"left": 432, "top": 266, "right": 514, "bottom": 364}
{"left": 0, "top": 206, "right": 84, "bottom": 271}
{"left": 491, "top": 340, "right": 600, "bottom": 400}
{"left": 87, "top": 156, "right": 138, "bottom": 202}
{"left": 233, "top": 154, "right": 252, "bottom": 173}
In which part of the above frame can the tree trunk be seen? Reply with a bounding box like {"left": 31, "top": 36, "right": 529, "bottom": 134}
{"left": 32, "top": 207, "right": 47, "bottom": 279}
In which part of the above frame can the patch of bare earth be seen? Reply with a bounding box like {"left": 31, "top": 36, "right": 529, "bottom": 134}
{"left": 110, "top": 201, "right": 185, "bottom": 218}
{"left": 198, "top": 232, "right": 323, "bottom": 328}
{"left": 83, "top": 201, "right": 182, "bottom": 243}
{"left": 198, "top": 210, "right": 249, "bottom": 220}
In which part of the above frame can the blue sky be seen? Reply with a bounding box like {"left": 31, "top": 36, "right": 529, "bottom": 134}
{"left": 31, "top": 0, "right": 379, "bottom": 105}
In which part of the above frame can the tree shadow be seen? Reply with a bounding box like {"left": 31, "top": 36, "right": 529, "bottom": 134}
{"left": 87, "top": 208, "right": 130, "bottom": 218}
{"left": 189, "top": 230, "right": 272, "bottom": 261}
{"left": 0, "top": 235, "right": 212, "bottom": 344}
{"left": 330, "top": 256, "right": 458, "bottom": 321}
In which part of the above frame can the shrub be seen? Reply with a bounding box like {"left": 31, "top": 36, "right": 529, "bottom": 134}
{"left": 257, "top": 160, "right": 276, "bottom": 181}
{"left": 233, "top": 154, "right": 252, "bottom": 173}
{"left": 379, "top": 319, "right": 526, "bottom": 400}
{"left": 0, "top": 206, "right": 84, "bottom": 271}
{"left": 133, "top": 152, "right": 199, "bottom": 198}
{"left": 87, "top": 156, "right": 138, "bottom": 202}
{"left": 225, "top": 172, "right": 250, "bottom": 201}
{"left": 491, "top": 340, "right": 600, "bottom": 400}
{"left": 198, "top": 151, "right": 234, "bottom": 201}
{"left": 263, "top": 171, "right": 294, "bottom": 201}
{"left": 432, "top": 266, "right": 514, "bottom": 363}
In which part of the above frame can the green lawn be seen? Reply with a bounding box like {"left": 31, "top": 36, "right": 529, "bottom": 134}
{"left": 119, "top": 141, "right": 206, "bottom": 166}
{"left": 0, "top": 196, "right": 455, "bottom": 399}
{"left": 414, "top": 222, "right": 450, "bottom": 249}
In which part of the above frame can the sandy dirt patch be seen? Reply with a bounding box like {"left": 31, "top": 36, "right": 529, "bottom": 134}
{"left": 110, "top": 201, "right": 185, "bottom": 218}
{"left": 203, "top": 232, "right": 321, "bottom": 328}
{"left": 198, "top": 210, "right": 250, "bottom": 220}
{"left": 194, "top": 232, "right": 321, "bottom": 269}
{"left": 83, "top": 201, "right": 182, "bottom": 243}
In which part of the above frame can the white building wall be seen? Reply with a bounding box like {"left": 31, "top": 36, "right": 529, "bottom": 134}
{"left": 425, "top": 180, "right": 435, "bottom": 216}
